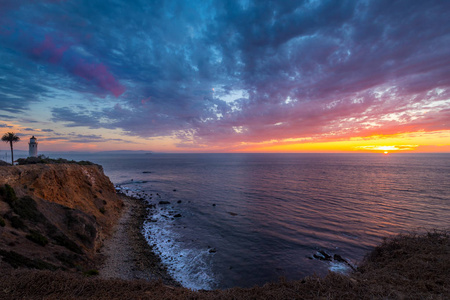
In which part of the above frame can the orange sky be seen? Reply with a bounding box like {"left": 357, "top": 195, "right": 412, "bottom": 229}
{"left": 2, "top": 124, "right": 450, "bottom": 154}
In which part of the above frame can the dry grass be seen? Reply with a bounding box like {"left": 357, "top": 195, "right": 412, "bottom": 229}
{"left": 0, "top": 229, "right": 448, "bottom": 299}
{"left": 356, "top": 229, "right": 450, "bottom": 299}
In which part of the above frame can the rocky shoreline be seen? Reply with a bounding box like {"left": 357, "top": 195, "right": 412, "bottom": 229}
{"left": 98, "top": 193, "right": 180, "bottom": 286}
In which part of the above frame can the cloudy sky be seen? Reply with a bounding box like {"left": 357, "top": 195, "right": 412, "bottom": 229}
{"left": 1, "top": 0, "right": 449, "bottom": 153}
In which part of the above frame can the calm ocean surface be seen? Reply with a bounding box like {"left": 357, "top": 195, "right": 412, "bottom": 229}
{"left": 51, "top": 153, "right": 450, "bottom": 290}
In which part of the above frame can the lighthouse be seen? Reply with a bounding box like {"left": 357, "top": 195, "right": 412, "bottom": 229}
{"left": 29, "top": 136, "right": 38, "bottom": 157}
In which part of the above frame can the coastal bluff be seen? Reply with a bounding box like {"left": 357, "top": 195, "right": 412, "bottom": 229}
{"left": 0, "top": 163, "right": 123, "bottom": 272}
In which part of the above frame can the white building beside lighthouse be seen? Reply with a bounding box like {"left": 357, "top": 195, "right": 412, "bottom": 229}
{"left": 29, "top": 136, "right": 38, "bottom": 157}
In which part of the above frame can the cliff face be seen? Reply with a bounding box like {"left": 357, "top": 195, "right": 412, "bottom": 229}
{"left": 0, "top": 164, "right": 123, "bottom": 272}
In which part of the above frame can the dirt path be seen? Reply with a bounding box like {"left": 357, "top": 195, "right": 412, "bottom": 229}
{"left": 98, "top": 195, "right": 179, "bottom": 285}
{"left": 99, "top": 196, "right": 144, "bottom": 280}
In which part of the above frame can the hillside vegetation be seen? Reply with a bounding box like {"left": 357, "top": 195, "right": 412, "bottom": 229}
{"left": 0, "top": 164, "right": 123, "bottom": 272}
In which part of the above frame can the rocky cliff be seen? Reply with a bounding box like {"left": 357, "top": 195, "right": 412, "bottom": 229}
{"left": 0, "top": 164, "right": 123, "bottom": 272}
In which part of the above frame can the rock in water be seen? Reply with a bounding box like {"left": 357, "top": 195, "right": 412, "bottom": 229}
{"left": 333, "top": 254, "right": 347, "bottom": 263}
{"left": 313, "top": 250, "right": 332, "bottom": 261}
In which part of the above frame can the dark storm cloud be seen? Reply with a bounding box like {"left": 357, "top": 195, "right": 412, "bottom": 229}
{"left": 0, "top": 114, "right": 13, "bottom": 120}
{"left": 67, "top": 133, "right": 127, "bottom": 144}
{"left": 51, "top": 107, "right": 105, "bottom": 129}
{"left": 40, "top": 132, "right": 127, "bottom": 144}
{"left": 67, "top": 133, "right": 110, "bottom": 143}
{"left": 0, "top": 51, "right": 49, "bottom": 112}
{"left": 1, "top": 0, "right": 449, "bottom": 147}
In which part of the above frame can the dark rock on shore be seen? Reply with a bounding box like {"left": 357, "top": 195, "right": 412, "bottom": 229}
{"left": 311, "top": 250, "right": 356, "bottom": 271}
{"left": 334, "top": 254, "right": 356, "bottom": 270}
{"left": 333, "top": 254, "right": 346, "bottom": 263}
{"left": 159, "top": 201, "right": 170, "bottom": 205}
{"left": 313, "top": 250, "right": 332, "bottom": 261}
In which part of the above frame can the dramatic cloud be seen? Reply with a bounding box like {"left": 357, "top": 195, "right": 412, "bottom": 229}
{"left": 0, "top": 0, "right": 449, "bottom": 150}
{"left": 51, "top": 107, "right": 104, "bottom": 129}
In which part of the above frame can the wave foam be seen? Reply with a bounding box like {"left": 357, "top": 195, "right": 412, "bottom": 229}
{"left": 142, "top": 208, "right": 217, "bottom": 290}
{"left": 329, "top": 261, "right": 352, "bottom": 274}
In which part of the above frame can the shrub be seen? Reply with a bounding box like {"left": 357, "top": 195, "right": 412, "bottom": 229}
{"left": 0, "top": 216, "right": 5, "bottom": 227}
{"left": 0, "top": 250, "right": 57, "bottom": 270}
{"left": 0, "top": 184, "right": 17, "bottom": 204}
{"left": 16, "top": 155, "right": 96, "bottom": 166}
{"left": 45, "top": 223, "right": 58, "bottom": 236}
{"left": 8, "top": 196, "right": 46, "bottom": 224}
{"left": 53, "top": 235, "right": 83, "bottom": 254}
{"left": 16, "top": 156, "right": 47, "bottom": 165}
{"left": 85, "top": 223, "right": 96, "bottom": 238}
{"left": 26, "top": 231, "right": 49, "bottom": 246}
{"left": 10, "top": 216, "right": 26, "bottom": 229}
{"left": 65, "top": 210, "right": 78, "bottom": 228}
{"left": 76, "top": 233, "right": 92, "bottom": 245}
{"left": 55, "top": 252, "right": 78, "bottom": 268}
{"left": 99, "top": 207, "right": 106, "bottom": 214}
{"left": 77, "top": 160, "right": 95, "bottom": 166}
{"left": 83, "top": 269, "right": 99, "bottom": 277}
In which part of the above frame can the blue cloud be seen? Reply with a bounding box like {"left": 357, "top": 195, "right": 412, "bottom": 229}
{"left": 0, "top": 0, "right": 449, "bottom": 148}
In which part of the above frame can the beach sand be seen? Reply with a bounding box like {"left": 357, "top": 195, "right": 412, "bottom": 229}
{"left": 98, "top": 194, "right": 179, "bottom": 286}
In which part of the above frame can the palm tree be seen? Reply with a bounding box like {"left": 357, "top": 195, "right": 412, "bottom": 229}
{"left": 2, "top": 132, "right": 20, "bottom": 165}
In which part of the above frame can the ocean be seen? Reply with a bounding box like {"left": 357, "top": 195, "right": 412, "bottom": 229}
{"left": 45, "top": 153, "right": 450, "bottom": 290}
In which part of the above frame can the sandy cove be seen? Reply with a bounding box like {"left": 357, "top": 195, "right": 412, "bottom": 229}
{"left": 98, "top": 194, "right": 179, "bottom": 286}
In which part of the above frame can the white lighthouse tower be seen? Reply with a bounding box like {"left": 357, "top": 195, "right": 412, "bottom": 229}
{"left": 29, "top": 136, "right": 38, "bottom": 157}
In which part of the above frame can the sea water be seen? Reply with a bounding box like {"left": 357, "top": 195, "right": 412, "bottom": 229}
{"left": 49, "top": 153, "right": 450, "bottom": 290}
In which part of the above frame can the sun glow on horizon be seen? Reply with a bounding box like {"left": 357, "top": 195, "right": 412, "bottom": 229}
{"left": 231, "top": 130, "right": 450, "bottom": 153}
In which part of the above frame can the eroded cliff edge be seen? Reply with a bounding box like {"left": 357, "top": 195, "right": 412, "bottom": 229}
{"left": 0, "top": 164, "right": 123, "bottom": 272}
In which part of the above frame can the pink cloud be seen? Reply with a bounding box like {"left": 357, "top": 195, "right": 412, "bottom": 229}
{"left": 32, "top": 35, "right": 70, "bottom": 63}
{"left": 1, "top": 1, "right": 125, "bottom": 98}
{"left": 73, "top": 59, "right": 125, "bottom": 97}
